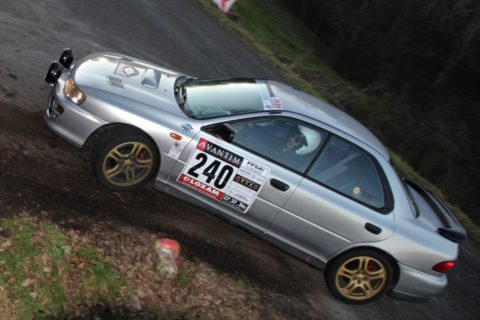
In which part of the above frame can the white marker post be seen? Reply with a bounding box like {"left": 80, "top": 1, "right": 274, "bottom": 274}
{"left": 212, "top": 0, "right": 238, "bottom": 13}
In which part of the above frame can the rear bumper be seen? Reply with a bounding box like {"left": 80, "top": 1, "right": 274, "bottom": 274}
{"left": 392, "top": 263, "right": 447, "bottom": 301}
{"left": 45, "top": 80, "right": 106, "bottom": 148}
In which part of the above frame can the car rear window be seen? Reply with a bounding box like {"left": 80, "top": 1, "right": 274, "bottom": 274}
{"left": 183, "top": 79, "right": 265, "bottom": 119}
{"left": 307, "top": 136, "right": 386, "bottom": 208}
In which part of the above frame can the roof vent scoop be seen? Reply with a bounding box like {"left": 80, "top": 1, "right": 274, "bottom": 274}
{"left": 142, "top": 69, "right": 161, "bottom": 89}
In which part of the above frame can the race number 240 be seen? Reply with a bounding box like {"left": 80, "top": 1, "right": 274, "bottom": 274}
{"left": 187, "top": 153, "right": 234, "bottom": 189}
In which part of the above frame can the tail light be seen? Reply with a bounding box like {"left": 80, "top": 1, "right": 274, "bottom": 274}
{"left": 432, "top": 261, "right": 455, "bottom": 273}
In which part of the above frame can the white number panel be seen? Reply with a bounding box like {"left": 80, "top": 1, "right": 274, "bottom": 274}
{"left": 177, "top": 136, "right": 270, "bottom": 213}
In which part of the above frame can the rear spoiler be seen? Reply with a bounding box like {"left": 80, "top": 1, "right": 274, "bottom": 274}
{"left": 404, "top": 180, "right": 467, "bottom": 243}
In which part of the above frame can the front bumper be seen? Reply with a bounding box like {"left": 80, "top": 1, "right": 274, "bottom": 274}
{"left": 391, "top": 263, "right": 447, "bottom": 301}
{"left": 45, "top": 78, "right": 106, "bottom": 149}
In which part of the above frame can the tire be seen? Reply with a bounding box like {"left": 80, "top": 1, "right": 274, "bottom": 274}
{"left": 325, "top": 249, "right": 393, "bottom": 304}
{"left": 91, "top": 127, "right": 160, "bottom": 191}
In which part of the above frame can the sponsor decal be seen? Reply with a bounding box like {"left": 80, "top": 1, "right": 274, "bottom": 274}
{"left": 177, "top": 136, "right": 270, "bottom": 213}
{"left": 353, "top": 186, "right": 361, "bottom": 195}
{"left": 225, "top": 183, "right": 256, "bottom": 203}
{"left": 181, "top": 123, "right": 193, "bottom": 133}
{"left": 271, "top": 97, "right": 284, "bottom": 110}
{"left": 256, "top": 80, "right": 271, "bottom": 101}
{"left": 221, "top": 194, "right": 248, "bottom": 212}
{"left": 197, "top": 138, "right": 207, "bottom": 151}
{"left": 199, "top": 139, "right": 243, "bottom": 168}
{"left": 255, "top": 80, "right": 284, "bottom": 110}
{"left": 234, "top": 174, "right": 260, "bottom": 191}
{"left": 243, "top": 160, "right": 268, "bottom": 177}
{"left": 114, "top": 62, "right": 139, "bottom": 78}
{"left": 168, "top": 141, "right": 185, "bottom": 159}
{"left": 178, "top": 174, "right": 224, "bottom": 200}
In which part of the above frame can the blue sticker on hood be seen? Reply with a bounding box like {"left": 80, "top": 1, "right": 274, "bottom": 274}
{"left": 181, "top": 123, "right": 193, "bottom": 133}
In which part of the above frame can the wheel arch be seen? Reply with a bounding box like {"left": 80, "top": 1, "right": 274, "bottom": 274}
{"left": 88, "top": 122, "right": 163, "bottom": 191}
{"left": 85, "top": 122, "right": 162, "bottom": 173}
{"left": 84, "top": 122, "right": 160, "bottom": 153}
{"left": 325, "top": 245, "right": 400, "bottom": 291}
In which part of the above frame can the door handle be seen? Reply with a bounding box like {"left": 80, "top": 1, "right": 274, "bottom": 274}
{"left": 365, "top": 223, "right": 382, "bottom": 235}
{"left": 270, "top": 178, "right": 289, "bottom": 191}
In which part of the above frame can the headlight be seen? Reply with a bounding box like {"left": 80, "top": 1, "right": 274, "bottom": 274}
{"left": 64, "top": 78, "right": 86, "bottom": 105}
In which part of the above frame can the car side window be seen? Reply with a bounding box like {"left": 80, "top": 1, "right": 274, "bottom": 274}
{"left": 227, "top": 118, "right": 327, "bottom": 172}
{"left": 307, "top": 136, "right": 385, "bottom": 208}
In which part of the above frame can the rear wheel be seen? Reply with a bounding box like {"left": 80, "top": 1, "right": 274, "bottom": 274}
{"left": 92, "top": 128, "right": 159, "bottom": 191}
{"left": 326, "top": 250, "right": 393, "bottom": 304}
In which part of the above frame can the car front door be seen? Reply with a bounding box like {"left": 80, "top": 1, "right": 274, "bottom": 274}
{"left": 169, "top": 116, "right": 324, "bottom": 231}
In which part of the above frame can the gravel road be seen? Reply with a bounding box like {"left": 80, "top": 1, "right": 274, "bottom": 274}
{"left": 0, "top": 1, "right": 479, "bottom": 319}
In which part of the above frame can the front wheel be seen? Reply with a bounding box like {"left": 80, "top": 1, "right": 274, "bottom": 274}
{"left": 325, "top": 250, "right": 393, "bottom": 304}
{"left": 92, "top": 129, "right": 159, "bottom": 191}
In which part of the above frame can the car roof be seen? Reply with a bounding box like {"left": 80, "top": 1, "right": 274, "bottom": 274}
{"left": 268, "top": 80, "right": 389, "bottom": 160}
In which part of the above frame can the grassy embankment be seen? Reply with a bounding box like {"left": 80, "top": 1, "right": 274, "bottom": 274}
{"left": 196, "top": 0, "right": 480, "bottom": 244}
{"left": 0, "top": 213, "right": 279, "bottom": 319}
{"left": 0, "top": 215, "right": 120, "bottom": 319}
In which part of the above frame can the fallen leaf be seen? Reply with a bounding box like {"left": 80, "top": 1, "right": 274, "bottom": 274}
{"left": 22, "top": 278, "right": 35, "bottom": 288}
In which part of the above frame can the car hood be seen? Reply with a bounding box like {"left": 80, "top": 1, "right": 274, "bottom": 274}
{"left": 72, "top": 52, "right": 184, "bottom": 115}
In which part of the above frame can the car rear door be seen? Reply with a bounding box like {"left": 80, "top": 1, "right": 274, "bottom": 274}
{"left": 268, "top": 135, "right": 395, "bottom": 261}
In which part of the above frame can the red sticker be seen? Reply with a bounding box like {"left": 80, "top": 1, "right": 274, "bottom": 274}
{"left": 271, "top": 97, "right": 283, "bottom": 110}
{"left": 178, "top": 174, "right": 224, "bottom": 200}
{"left": 197, "top": 138, "right": 207, "bottom": 151}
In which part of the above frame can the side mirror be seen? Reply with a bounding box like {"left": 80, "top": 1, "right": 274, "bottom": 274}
{"left": 212, "top": 123, "right": 236, "bottom": 143}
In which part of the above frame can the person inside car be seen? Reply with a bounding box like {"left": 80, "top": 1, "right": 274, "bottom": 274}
{"left": 271, "top": 121, "right": 308, "bottom": 168}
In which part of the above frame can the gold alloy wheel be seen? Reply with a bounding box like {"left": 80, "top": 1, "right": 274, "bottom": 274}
{"left": 102, "top": 141, "right": 154, "bottom": 187}
{"left": 335, "top": 256, "right": 387, "bottom": 301}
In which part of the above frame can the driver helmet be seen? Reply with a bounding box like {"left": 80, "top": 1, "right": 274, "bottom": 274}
{"left": 296, "top": 125, "right": 323, "bottom": 155}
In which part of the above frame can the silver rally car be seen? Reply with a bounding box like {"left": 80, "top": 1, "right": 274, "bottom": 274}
{"left": 44, "top": 50, "right": 466, "bottom": 304}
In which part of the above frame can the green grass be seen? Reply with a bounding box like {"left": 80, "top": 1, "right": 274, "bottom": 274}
{"left": 196, "top": 0, "right": 480, "bottom": 244}
{"left": 76, "top": 247, "right": 121, "bottom": 303}
{"left": 174, "top": 267, "right": 197, "bottom": 287}
{"left": 0, "top": 216, "right": 121, "bottom": 319}
{"left": 196, "top": 0, "right": 358, "bottom": 99}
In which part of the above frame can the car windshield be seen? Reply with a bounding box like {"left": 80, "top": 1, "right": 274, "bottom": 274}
{"left": 180, "top": 79, "right": 266, "bottom": 119}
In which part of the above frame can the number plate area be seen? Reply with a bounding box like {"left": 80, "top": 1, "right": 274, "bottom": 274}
{"left": 177, "top": 137, "right": 270, "bottom": 213}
